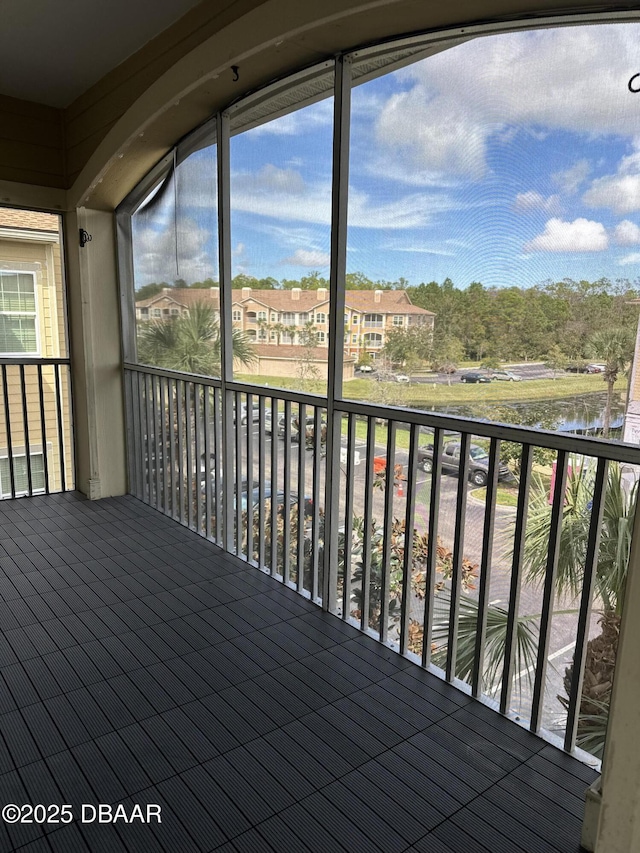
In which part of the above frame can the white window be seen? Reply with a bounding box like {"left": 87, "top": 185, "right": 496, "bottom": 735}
{"left": 363, "top": 332, "right": 383, "bottom": 348}
{"left": 171, "top": 309, "right": 179, "bottom": 316}
{"left": 315, "top": 312, "right": 326, "bottom": 324}
{"left": 140, "top": 307, "right": 149, "bottom": 316}
{"left": 270, "top": 331, "right": 276, "bottom": 340}
{"left": 258, "top": 328, "right": 267, "bottom": 340}
{"left": 352, "top": 334, "right": 358, "bottom": 343}
{"left": 0, "top": 271, "right": 38, "bottom": 355}
{"left": 393, "top": 315, "right": 404, "bottom": 326}
{"left": 352, "top": 315, "right": 359, "bottom": 324}
{"left": 282, "top": 312, "right": 295, "bottom": 324}
{"left": 232, "top": 309, "right": 242, "bottom": 321}
{"left": 152, "top": 308, "right": 162, "bottom": 317}
{"left": 317, "top": 331, "right": 326, "bottom": 343}
{"left": 271, "top": 312, "right": 277, "bottom": 322}
{"left": 0, "top": 453, "right": 46, "bottom": 497}
{"left": 257, "top": 311, "right": 267, "bottom": 321}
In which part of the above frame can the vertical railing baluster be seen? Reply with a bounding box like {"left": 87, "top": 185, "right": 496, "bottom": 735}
{"left": 400, "top": 423, "right": 419, "bottom": 656}
{"left": 124, "top": 370, "right": 136, "bottom": 497}
{"left": 445, "top": 432, "right": 471, "bottom": 681}
{"left": 168, "top": 378, "right": 177, "bottom": 519}
{"left": 311, "top": 406, "right": 322, "bottom": 601}
{"left": 257, "top": 396, "right": 266, "bottom": 569}
{"left": 152, "top": 375, "right": 160, "bottom": 510}
{"left": 160, "top": 377, "right": 168, "bottom": 514}
{"left": 361, "top": 416, "right": 376, "bottom": 631}
{"left": 380, "top": 420, "right": 397, "bottom": 643}
{"left": 130, "top": 371, "right": 142, "bottom": 499}
{"left": 531, "top": 448, "right": 568, "bottom": 732}
{"left": 270, "top": 395, "right": 278, "bottom": 575}
{"left": 195, "top": 383, "right": 203, "bottom": 536}
{"left": 423, "top": 427, "right": 443, "bottom": 668}
{"left": 282, "top": 400, "right": 292, "bottom": 585}
{"left": 246, "top": 393, "right": 254, "bottom": 563}
{"left": 297, "top": 403, "right": 306, "bottom": 592}
{"left": 2, "top": 365, "right": 15, "bottom": 499}
{"left": 203, "top": 386, "right": 212, "bottom": 541}
{"left": 144, "top": 373, "right": 153, "bottom": 505}
{"left": 20, "top": 365, "right": 33, "bottom": 496}
{"left": 500, "top": 442, "right": 533, "bottom": 715}
{"left": 565, "top": 457, "right": 608, "bottom": 752}
{"left": 342, "top": 412, "right": 356, "bottom": 619}
{"left": 213, "top": 389, "right": 222, "bottom": 543}
{"left": 472, "top": 437, "right": 501, "bottom": 698}
{"left": 235, "top": 391, "right": 242, "bottom": 556}
{"left": 55, "top": 364, "right": 67, "bottom": 493}
{"left": 177, "top": 380, "right": 185, "bottom": 524}
{"left": 37, "top": 365, "right": 50, "bottom": 494}
{"left": 185, "top": 382, "right": 194, "bottom": 529}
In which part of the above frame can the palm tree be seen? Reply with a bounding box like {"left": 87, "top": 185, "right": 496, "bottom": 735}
{"left": 522, "top": 462, "right": 636, "bottom": 757}
{"left": 430, "top": 462, "right": 636, "bottom": 758}
{"left": 588, "top": 328, "right": 634, "bottom": 437}
{"left": 137, "top": 303, "right": 256, "bottom": 374}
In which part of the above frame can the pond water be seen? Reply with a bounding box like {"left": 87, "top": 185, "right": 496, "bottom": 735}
{"left": 421, "top": 391, "right": 625, "bottom": 438}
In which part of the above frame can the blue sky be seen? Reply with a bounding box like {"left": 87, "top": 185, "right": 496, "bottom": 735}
{"left": 135, "top": 22, "right": 640, "bottom": 291}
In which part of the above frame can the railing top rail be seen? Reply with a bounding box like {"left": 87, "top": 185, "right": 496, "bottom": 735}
{"left": 0, "top": 357, "right": 70, "bottom": 366}
{"left": 124, "top": 362, "right": 640, "bottom": 464}
{"left": 336, "top": 399, "right": 640, "bottom": 464}
{"left": 124, "top": 363, "right": 327, "bottom": 408}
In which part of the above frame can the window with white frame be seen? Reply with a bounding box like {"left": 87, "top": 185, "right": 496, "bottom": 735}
{"left": 0, "top": 271, "right": 38, "bottom": 355}
{"left": 0, "top": 453, "right": 45, "bottom": 497}
{"left": 271, "top": 312, "right": 277, "bottom": 322}
{"left": 317, "top": 331, "right": 326, "bottom": 343}
{"left": 315, "top": 312, "right": 326, "bottom": 324}
{"left": 257, "top": 311, "right": 267, "bottom": 321}
{"left": 232, "top": 309, "right": 242, "bottom": 321}
{"left": 393, "top": 315, "right": 404, "bottom": 326}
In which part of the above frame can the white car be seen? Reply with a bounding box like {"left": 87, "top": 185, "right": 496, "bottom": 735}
{"left": 492, "top": 370, "right": 522, "bottom": 381}
{"left": 358, "top": 365, "right": 374, "bottom": 373}
{"left": 395, "top": 374, "right": 410, "bottom": 383}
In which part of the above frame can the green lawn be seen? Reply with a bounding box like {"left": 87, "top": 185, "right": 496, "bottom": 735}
{"left": 345, "top": 373, "right": 626, "bottom": 407}
{"left": 470, "top": 485, "right": 520, "bottom": 507}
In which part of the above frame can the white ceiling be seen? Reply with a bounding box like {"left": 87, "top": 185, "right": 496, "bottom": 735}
{"left": 0, "top": 0, "right": 204, "bottom": 107}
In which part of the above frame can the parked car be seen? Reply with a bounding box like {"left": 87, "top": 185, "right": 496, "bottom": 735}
{"left": 586, "top": 363, "right": 606, "bottom": 374}
{"left": 358, "top": 364, "right": 374, "bottom": 373}
{"left": 417, "top": 441, "right": 512, "bottom": 487}
{"left": 492, "top": 370, "right": 522, "bottom": 381}
{"left": 460, "top": 372, "right": 492, "bottom": 383}
{"left": 394, "top": 374, "right": 410, "bottom": 383}
{"left": 238, "top": 402, "right": 261, "bottom": 425}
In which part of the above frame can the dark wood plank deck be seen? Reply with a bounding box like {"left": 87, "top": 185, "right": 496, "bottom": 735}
{"left": 0, "top": 492, "right": 595, "bottom": 853}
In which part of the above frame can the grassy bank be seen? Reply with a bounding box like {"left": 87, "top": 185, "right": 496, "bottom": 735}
{"left": 235, "top": 372, "right": 626, "bottom": 407}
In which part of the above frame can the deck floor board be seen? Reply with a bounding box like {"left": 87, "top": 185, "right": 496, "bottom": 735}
{"left": 0, "top": 493, "right": 595, "bottom": 852}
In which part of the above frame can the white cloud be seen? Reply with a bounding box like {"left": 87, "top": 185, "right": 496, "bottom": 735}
{"left": 618, "top": 252, "right": 640, "bottom": 265}
{"left": 524, "top": 217, "right": 608, "bottom": 252}
{"left": 583, "top": 148, "right": 640, "bottom": 214}
{"left": 613, "top": 220, "right": 640, "bottom": 245}
{"left": 133, "top": 218, "right": 215, "bottom": 284}
{"left": 552, "top": 159, "right": 590, "bottom": 194}
{"left": 246, "top": 98, "right": 333, "bottom": 136}
{"left": 281, "top": 249, "right": 331, "bottom": 267}
{"left": 373, "top": 25, "right": 640, "bottom": 181}
{"left": 231, "top": 163, "right": 457, "bottom": 229}
{"left": 513, "top": 190, "right": 562, "bottom": 214}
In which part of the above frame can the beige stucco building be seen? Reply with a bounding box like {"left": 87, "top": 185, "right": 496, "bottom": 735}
{"left": 0, "top": 208, "right": 72, "bottom": 495}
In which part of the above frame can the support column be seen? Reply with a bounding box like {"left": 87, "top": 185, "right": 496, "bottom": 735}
{"left": 64, "top": 208, "right": 127, "bottom": 498}
{"left": 592, "top": 501, "right": 640, "bottom": 852}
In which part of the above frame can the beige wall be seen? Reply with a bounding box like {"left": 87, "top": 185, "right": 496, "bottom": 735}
{"left": 0, "top": 228, "right": 72, "bottom": 494}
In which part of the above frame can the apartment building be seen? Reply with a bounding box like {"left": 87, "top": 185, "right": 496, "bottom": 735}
{"left": 0, "top": 209, "right": 72, "bottom": 496}
{"left": 135, "top": 285, "right": 435, "bottom": 364}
